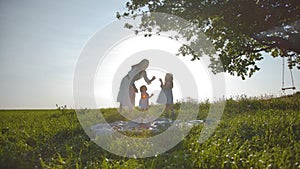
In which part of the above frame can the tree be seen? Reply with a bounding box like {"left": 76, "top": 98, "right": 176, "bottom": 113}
{"left": 118, "top": 0, "right": 300, "bottom": 79}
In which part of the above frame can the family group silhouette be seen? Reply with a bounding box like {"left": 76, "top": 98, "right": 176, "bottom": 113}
{"left": 117, "top": 59, "right": 175, "bottom": 119}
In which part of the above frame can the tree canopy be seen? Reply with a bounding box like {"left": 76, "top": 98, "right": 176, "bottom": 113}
{"left": 118, "top": 0, "right": 300, "bottom": 79}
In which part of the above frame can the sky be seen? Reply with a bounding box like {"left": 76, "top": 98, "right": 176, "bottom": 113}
{"left": 0, "top": 0, "right": 299, "bottom": 109}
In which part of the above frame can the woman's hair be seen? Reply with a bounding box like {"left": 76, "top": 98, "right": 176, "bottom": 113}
{"left": 140, "top": 85, "right": 147, "bottom": 92}
{"left": 131, "top": 59, "right": 149, "bottom": 70}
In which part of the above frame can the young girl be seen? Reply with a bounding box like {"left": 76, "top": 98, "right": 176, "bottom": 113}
{"left": 157, "top": 73, "right": 175, "bottom": 120}
{"left": 139, "top": 85, "right": 154, "bottom": 111}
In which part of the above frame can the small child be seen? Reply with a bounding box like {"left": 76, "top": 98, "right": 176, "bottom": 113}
{"left": 139, "top": 85, "right": 154, "bottom": 111}
{"left": 157, "top": 73, "right": 175, "bottom": 120}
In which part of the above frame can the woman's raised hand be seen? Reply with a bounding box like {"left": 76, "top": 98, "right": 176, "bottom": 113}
{"left": 148, "top": 76, "right": 156, "bottom": 85}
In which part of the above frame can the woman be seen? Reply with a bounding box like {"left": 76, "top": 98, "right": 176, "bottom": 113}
{"left": 117, "top": 59, "right": 155, "bottom": 112}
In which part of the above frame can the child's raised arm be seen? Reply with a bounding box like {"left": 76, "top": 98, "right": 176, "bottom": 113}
{"left": 149, "top": 93, "right": 154, "bottom": 98}
{"left": 159, "top": 78, "right": 163, "bottom": 88}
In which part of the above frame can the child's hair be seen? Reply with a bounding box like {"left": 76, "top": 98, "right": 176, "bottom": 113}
{"left": 140, "top": 85, "right": 147, "bottom": 92}
{"left": 165, "top": 73, "right": 173, "bottom": 81}
{"left": 164, "top": 73, "right": 173, "bottom": 89}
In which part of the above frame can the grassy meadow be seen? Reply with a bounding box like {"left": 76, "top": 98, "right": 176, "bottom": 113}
{"left": 0, "top": 93, "right": 299, "bottom": 168}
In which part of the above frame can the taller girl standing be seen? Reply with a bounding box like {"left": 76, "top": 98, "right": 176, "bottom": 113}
{"left": 157, "top": 73, "right": 175, "bottom": 120}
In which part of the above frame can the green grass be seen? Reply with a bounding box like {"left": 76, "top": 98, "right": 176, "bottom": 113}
{"left": 0, "top": 93, "right": 299, "bottom": 168}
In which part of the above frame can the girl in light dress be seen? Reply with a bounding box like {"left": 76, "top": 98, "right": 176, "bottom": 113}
{"left": 139, "top": 85, "right": 154, "bottom": 111}
{"left": 138, "top": 85, "right": 154, "bottom": 126}
{"left": 157, "top": 73, "right": 175, "bottom": 120}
